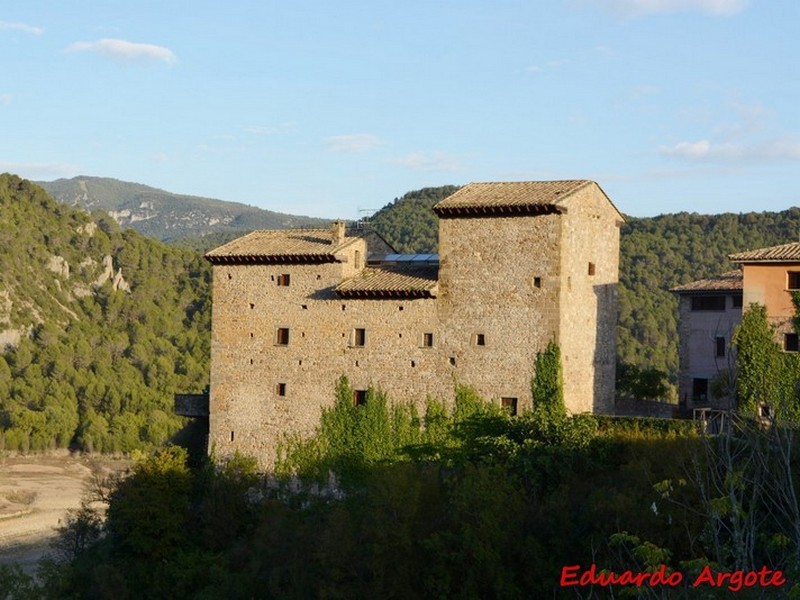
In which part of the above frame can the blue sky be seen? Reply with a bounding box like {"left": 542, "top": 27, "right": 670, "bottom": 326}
{"left": 1, "top": 0, "right": 798, "bottom": 219}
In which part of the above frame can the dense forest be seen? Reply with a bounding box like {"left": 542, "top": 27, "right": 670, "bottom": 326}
{"left": 6, "top": 380, "right": 799, "bottom": 598}
{"left": 0, "top": 174, "right": 211, "bottom": 453}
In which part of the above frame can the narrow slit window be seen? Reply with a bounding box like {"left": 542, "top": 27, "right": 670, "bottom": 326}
{"left": 715, "top": 336, "right": 726, "bottom": 358}
{"left": 588, "top": 262, "right": 596, "bottom": 276}
{"left": 277, "top": 273, "right": 291, "bottom": 286}
{"left": 276, "top": 327, "right": 290, "bottom": 346}
{"left": 276, "top": 383, "right": 286, "bottom": 396}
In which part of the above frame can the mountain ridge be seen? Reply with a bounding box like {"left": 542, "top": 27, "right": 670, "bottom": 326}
{"left": 37, "top": 176, "right": 330, "bottom": 242}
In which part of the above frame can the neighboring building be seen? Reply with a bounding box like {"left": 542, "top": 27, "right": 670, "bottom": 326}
{"left": 204, "top": 181, "right": 624, "bottom": 467}
{"left": 729, "top": 241, "right": 800, "bottom": 351}
{"left": 672, "top": 271, "right": 743, "bottom": 412}
{"left": 673, "top": 240, "right": 800, "bottom": 413}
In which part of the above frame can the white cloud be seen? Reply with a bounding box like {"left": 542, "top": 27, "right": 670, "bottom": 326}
{"left": 0, "top": 161, "right": 81, "bottom": 180}
{"left": 325, "top": 133, "right": 382, "bottom": 153}
{"left": 0, "top": 94, "right": 11, "bottom": 105}
{"left": 65, "top": 38, "right": 177, "bottom": 64}
{"left": 0, "top": 21, "right": 43, "bottom": 35}
{"left": 245, "top": 123, "right": 296, "bottom": 136}
{"left": 527, "top": 59, "right": 567, "bottom": 74}
{"left": 583, "top": 0, "right": 749, "bottom": 17}
{"left": 659, "top": 138, "right": 800, "bottom": 162}
{"left": 391, "top": 151, "right": 463, "bottom": 172}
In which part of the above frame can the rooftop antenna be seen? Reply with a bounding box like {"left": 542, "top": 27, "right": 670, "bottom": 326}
{"left": 355, "top": 207, "right": 377, "bottom": 229}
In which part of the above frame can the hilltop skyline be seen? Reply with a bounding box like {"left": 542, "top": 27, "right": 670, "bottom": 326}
{"left": 1, "top": 1, "right": 798, "bottom": 219}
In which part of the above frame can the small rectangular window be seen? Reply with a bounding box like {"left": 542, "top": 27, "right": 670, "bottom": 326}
{"left": 715, "top": 336, "right": 726, "bottom": 358}
{"left": 422, "top": 333, "right": 434, "bottom": 347}
{"left": 276, "top": 327, "right": 290, "bottom": 346}
{"left": 276, "top": 383, "right": 286, "bottom": 396}
{"left": 692, "top": 378, "right": 709, "bottom": 403}
{"left": 691, "top": 296, "right": 726, "bottom": 311}
{"left": 501, "top": 397, "right": 518, "bottom": 416}
{"left": 588, "top": 262, "right": 596, "bottom": 276}
{"left": 277, "top": 274, "right": 290, "bottom": 286}
{"left": 732, "top": 295, "right": 743, "bottom": 308}
{"left": 533, "top": 276, "right": 542, "bottom": 289}
{"left": 354, "top": 250, "right": 362, "bottom": 269}
{"left": 474, "top": 333, "right": 486, "bottom": 346}
{"left": 789, "top": 272, "right": 800, "bottom": 290}
{"left": 785, "top": 333, "right": 799, "bottom": 352}
{"left": 353, "top": 389, "right": 368, "bottom": 406}
{"left": 352, "top": 328, "right": 366, "bottom": 347}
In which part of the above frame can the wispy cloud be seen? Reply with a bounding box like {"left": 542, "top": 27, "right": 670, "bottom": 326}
{"left": 65, "top": 38, "right": 177, "bottom": 64}
{"left": 325, "top": 133, "right": 382, "bottom": 153}
{"left": 582, "top": 0, "right": 749, "bottom": 17}
{"left": 0, "top": 161, "right": 81, "bottom": 180}
{"left": 0, "top": 94, "right": 11, "bottom": 105}
{"left": 391, "top": 151, "right": 463, "bottom": 172}
{"left": 0, "top": 20, "right": 43, "bottom": 35}
{"left": 245, "top": 123, "right": 296, "bottom": 136}
{"left": 659, "top": 138, "right": 800, "bottom": 162}
{"left": 527, "top": 59, "right": 568, "bottom": 73}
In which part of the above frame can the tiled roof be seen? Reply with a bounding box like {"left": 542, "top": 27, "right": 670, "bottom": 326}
{"left": 335, "top": 264, "right": 438, "bottom": 298}
{"left": 729, "top": 241, "right": 800, "bottom": 263}
{"left": 670, "top": 271, "right": 743, "bottom": 293}
{"left": 433, "top": 180, "right": 593, "bottom": 216}
{"left": 205, "top": 229, "right": 355, "bottom": 264}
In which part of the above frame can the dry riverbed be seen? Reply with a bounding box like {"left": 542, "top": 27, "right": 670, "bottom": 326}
{"left": 0, "top": 453, "right": 129, "bottom": 574}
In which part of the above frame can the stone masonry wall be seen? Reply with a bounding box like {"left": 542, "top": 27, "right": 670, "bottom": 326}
{"left": 436, "top": 213, "right": 563, "bottom": 413}
{"left": 557, "top": 185, "right": 621, "bottom": 414}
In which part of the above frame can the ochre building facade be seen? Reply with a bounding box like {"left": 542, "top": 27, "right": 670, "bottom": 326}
{"left": 206, "top": 181, "right": 623, "bottom": 467}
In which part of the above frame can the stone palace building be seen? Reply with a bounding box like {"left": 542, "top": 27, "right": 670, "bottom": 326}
{"left": 203, "top": 181, "right": 623, "bottom": 466}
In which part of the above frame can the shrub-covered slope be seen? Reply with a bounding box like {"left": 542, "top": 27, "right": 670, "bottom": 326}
{"left": 0, "top": 174, "right": 211, "bottom": 452}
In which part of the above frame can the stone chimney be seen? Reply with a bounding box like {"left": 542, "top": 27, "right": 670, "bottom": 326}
{"left": 331, "top": 220, "right": 346, "bottom": 245}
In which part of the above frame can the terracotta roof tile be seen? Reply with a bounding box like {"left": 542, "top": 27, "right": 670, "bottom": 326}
{"left": 433, "top": 180, "right": 592, "bottom": 215}
{"left": 205, "top": 229, "right": 355, "bottom": 264}
{"left": 335, "top": 264, "right": 438, "bottom": 298}
{"left": 729, "top": 241, "right": 800, "bottom": 263}
{"left": 671, "top": 271, "right": 743, "bottom": 293}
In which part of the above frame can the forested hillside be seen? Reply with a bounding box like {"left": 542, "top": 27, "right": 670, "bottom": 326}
{"left": 0, "top": 174, "right": 211, "bottom": 452}
{"left": 368, "top": 186, "right": 800, "bottom": 379}
{"left": 38, "top": 176, "right": 329, "bottom": 242}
